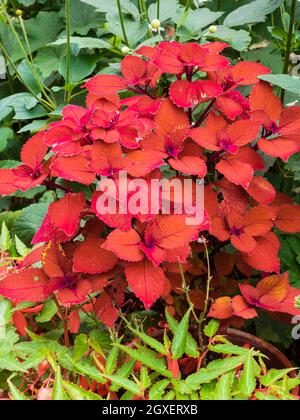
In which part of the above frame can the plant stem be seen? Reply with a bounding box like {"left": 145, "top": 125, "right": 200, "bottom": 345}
{"left": 194, "top": 99, "right": 215, "bottom": 127}
{"left": 281, "top": 0, "right": 297, "bottom": 101}
{"left": 52, "top": 295, "right": 70, "bottom": 348}
{"left": 184, "top": 0, "right": 192, "bottom": 12}
{"left": 157, "top": 0, "right": 160, "bottom": 19}
{"left": 198, "top": 239, "right": 213, "bottom": 349}
{"left": 43, "top": 180, "right": 72, "bottom": 193}
{"left": 178, "top": 262, "right": 198, "bottom": 323}
{"left": 65, "top": 0, "right": 71, "bottom": 102}
{"left": 117, "top": 0, "right": 129, "bottom": 46}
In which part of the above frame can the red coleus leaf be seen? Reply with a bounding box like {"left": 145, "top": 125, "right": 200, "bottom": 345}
{"left": 274, "top": 204, "right": 300, "bottom": 233}
{"left": 126, "top": 150, "right": 165, "bottom": 177}
{"left": 57, "top": 279, "right": 93, "bottom": 306}
{"left": 208, "top": 296, "right": 258, "bottom": 320}
{"left": 69, "top": 310, "right": 81, "bottom": 334}
{"left": 32, "top": 213, "right": 70, "bottom": 245}
{"left": 168, "top": 141, "right": 207, "bottom": 178}
{"left": 73, "top": 237, "right": 119, "bottom": 274}
{"left": 157, "top": 215, "right": 201, "bottom": 249}
{"left": 89, "top": 142, "right": 133, "bottom": 176}
{"left": 250, "top": 81, "right": 283, "bottom": 129}
{"left": 125, "top": 259, "right": 165, "bottom": 309}
{"left": 49, "top": 193, "right": 85, "bottom": 237}
{"left": 241, "top": 232, "right": 280, "bottom": 273}
{"left": 51, "top": 156, "right": 95, "bottom": 185}
{"left": 216, "top": 157, "right": 253, "bottom": 189}
{"left": 20, "top": 132, "right": 48, "bottom": 170}
{"left": 94, "top": 292, "right": 119, "bottom": 328}
{"left": 0, "top": 268, "right": 49, "bottom": 302}
{"left": 230, "top": 61, "right": 271, "bottom": 86}
{"left": 240, "top": 273, "right": 300, "bottom": 316}
{"left": 13, "top": 311, "right": 28, "bottom": 336}
{"left": 169, "top": 79, "right": 222, "bottom": 108}
{"left": 103, "top": 229, "right": 144, "bottom": 262}
{"left": 83, "top": 74, "right": 126, "bottom": 95}
{"left": 247, "top": 176, "right": 276, "bottom": 205}
{"left": 0, "top": 169, "right": 18, "bottom": 195}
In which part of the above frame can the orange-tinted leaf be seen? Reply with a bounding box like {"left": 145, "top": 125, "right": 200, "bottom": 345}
{"left": 103, "top": 229, "right": 143, "bottom": 262}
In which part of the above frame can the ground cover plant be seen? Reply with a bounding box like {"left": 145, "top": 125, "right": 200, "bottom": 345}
{"left": 0, "top": 0, "right": 300, "bottom": 401}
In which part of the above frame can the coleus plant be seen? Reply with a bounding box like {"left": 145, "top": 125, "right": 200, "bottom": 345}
{"left": 0, "top": 41, "right": 300, "bottom": 333}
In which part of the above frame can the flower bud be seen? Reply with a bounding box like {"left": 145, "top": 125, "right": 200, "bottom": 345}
{"left": 121, "top": 46, "right": 130, "bottom": 55}
{"left": 208, "top": 25, "right": 217, "bottom": 33}
{"left": 16, "top": 9, "right": 23, "bottom": 17}
{"left": 151, "top": 19, "right": 161, "bottom": 30}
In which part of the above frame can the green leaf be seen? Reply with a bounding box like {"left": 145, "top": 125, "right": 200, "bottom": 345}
{"left": 35, "top": 299, "right": 58, "bottom": 323}
{"left": 109, "top": 358, "right": 136, "bottom": 392}
{"left": 148, "top": 0, "right": 183, "bottom": 23}
{"left": 8, "top": 378, "right": 28, "bottom": 400}
{"left": 128, "top": 326, "right": 168, "bottom": 356}
{"left": 210, "top": 344, "right": 253, "bottom": 356}
{"left": 74, "top": 334, "right": 89, "bottom": 361}
{"left": 35, "top": 49, "right": 60, "bottom": 79}
{"left": 215, "top": 371, "right": 234, "bottom": 400}
{"left": 165, "top": 309, "right": 199, "bottom": 358}
{"left": 104, "top": 374, "right": 142, "bottom": 396}
{"left": 0, "top": 127, "right": 13, "bottom": 153}
{"left": 204, "top": 319, "right": 220, "bottom": 338}
{"left": 81, "top": 0, "right": 139, "bottom": 17}
{"left": 17, "top": 60, "right": 44, "bottom": 96}
{"left": 115, "top": 344, "right": 172, "bottom": 378}
{"left": 0, "top": 221, "right": 11, "bottom": 252}
{"left": 171, "top": 308, "right": 191, "bottom": 359}
{"left": 14, "top": 235, "right": 30, "bottom": 257}
{"left": 224, "top": 0, "right": 282, "bottom": 27}
{"left": 259, "top": 74, "right": 300, "bottom": 95}
{"left": 149, "top": 379, "right": 170, "bottom": 400}
{"left": 261, "top": 368, "right": 297, "bottom": 387}
{"left": 63, "top": 381, "right": 102, "bottom": 400}
{"left": 70, "top": 0, "right": 105, "bottom": 35}
{"left": 205, "top": 26, "right": 251, "bottom": 51}
{"left": 0, "top": 298, "right": 12, "bottom": 339}
{"left": 177, "top": 8, "right": 223, "bottom": 39}
{"left": 58, "top": 54, "right": 99, "bottom": 84}
{"left": 105, "top": 341, "right": 120, "bottom": 374}
{"left": 200, "top": 381, "right": 216, "bottom": 400}
{"left": 240, "top": 352, "right": 257, "bottom": 397}
{"left": 140, "top": 366, "right": 151, "bottom": 389}
{"left": 53, "top": 367, "right": 68, "bottom": 400}
{"left": 12, "top": 203, "right": 49, "bottom": 246}
{"left": 50, "top": 36, "right": 112, "bottom": 50}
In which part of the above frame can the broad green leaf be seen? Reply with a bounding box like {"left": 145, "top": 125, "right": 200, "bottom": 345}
{"left": 0, "top": 353, "right": 27, "bottom": 372}
{"left": 12, "top": 203, "right": 49, "bottom": 246}
{"left": 215, "top": 371, "right": 234, "bottom": 400}
{"left": 53, "top": 367, "right": 68, "bottom": 400}
{"left": 224, "top": 0, "right": 282, "bottom": 27}
{"left": 58, "top": 54, "right": 99, "bottom": 83}
{"left": 115, "top": 344, "right": 172, "bottom": 378}
{"left": 50, "top": 36, "right": 112, "bottom": 50}
{"left": 89, "top": 329, "right": 112, "bottom": 354}
{"left": 70, "top": 0, "right": 105, "bottom": 36}
{"left": 148, "top": 0, "right": 183, "bottom": 23}
{"left": 259, "top": 74, "right": 300, "bottom": 95}
{"left": 63, "top": 381, "right": 102, "bottom": 400}
{"left": 204, "top": 319, "right": 220, "bottom": 338}
{"left": 74, "top": 334, "right": 89, "bottom": 361}
{"left": 35, "top": 300, "right": 58, "bottom": 323}
{"left": 255, "top": 391, "right": 279, "bottom": 400}
{"left": 171, "top": 308, "right": 191, "bottom": 360}
{"left": 200, "top": 381, "right": 216, "bottom": 400}
{"left": 8, "top": 378, "right": 28, "bottom": 400}
{"left": 177, "top": 8, "right": 223, "bottom": 39}
{"left": 205, "top": 26, "right": 251, "bottom": 51}
{"left": 17, "top": 60, "right": 44, "bottom": 96}
{"left": 166, "top": 309, "right": 199, "bottom": 358}
{"left": 240, "top": 352, "right": 257, "bottom": 397}
{"left": 104, "top": 374, "right": 142, "bottom": 396}
{"left": 261, "top": 368, "right": 297, "bottom": 387}
{"left": 0, "top": 127, "right": 13, "bottom": 153}
{"left": 0, "top": 221, "right": 11, "bottom": 252}
{"left": 35, "top": 49, "right": 60, "bottom": 79}
{"left": 81, "top": 0, "right": 139, "bottom": 17}
{"left": 149, "top": 379, "right": 170, "bottom": 400}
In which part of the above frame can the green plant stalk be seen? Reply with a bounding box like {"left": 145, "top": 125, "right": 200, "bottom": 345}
{"left": 52, "top": 295, "right": 70, "bottom": 348}
{"left": 184, "top": 0, "right": 192, "bottom": 12}
{"left": 0, "top": 40, "right": 54, "bottom": 110}
{"left": 198, "top": 239, "right": 213, "bottom": 349}
{"left": 0, "top": 0, "right": 56, "bottom": 109}
{"left": 116, "top": 0, "right": 130, "bottom": 46}
{"left": 281, "top": 0, "right": 297, "bottom": 101}
{"left": 178, "top": 262, "right": 198, "bottom": 323}
{"left": 65, "top": 0, "right": 71, "bottom": 102}
{"left": 157, "top": 0, "right": 160, "bottom": 20}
